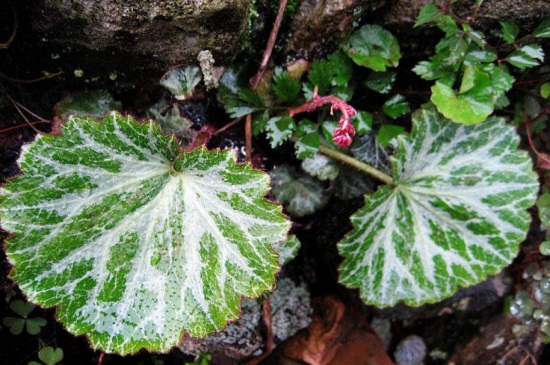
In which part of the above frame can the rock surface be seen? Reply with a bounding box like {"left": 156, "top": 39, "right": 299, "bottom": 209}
{"left": 286, "top": 0, "right": 387, "bottom": 59}
{"left": 385, "top": 0, "right": 550, "bottom": 30}
{"left": 25, "top": 0, "right": 250, "bottom": 89}
{"left": 179, "top": 278, "right": 311, "bottom": 363}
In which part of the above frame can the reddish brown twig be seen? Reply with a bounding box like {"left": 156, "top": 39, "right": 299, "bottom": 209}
{"left": 0, "top": 89, "right": 49, "bottom": 133}
{"left": 245, "top": 114, "right": 252, "bottom": 162}
{"left": 183, "top": 125, "right": 215, "bottom": 152}
{"left": 250, "top": 0, "right": 288, "bottom": 90}
{"left": 245, "top": 299, "right": 274, "bottom": 365}
{"left": 97, "top": 352, "right": 105, "bottom": 365}
{"left": 0, "top": 3, "right": 17, "bottom": 49}
{"left": 213, "top": 116, "right": 243, "bottom": 136}
{"left": 0, "top": 121, "right": 50, "bottom": 134}
{"left": 0, "top": 71, "right": 64, "bottom": 84}
{"left": 524, "top": 109, "right": 550, "bottom": 170}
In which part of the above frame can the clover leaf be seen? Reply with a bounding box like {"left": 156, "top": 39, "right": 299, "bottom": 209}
{"left": 3, "top": 300, "right": 46, "bottom": 335}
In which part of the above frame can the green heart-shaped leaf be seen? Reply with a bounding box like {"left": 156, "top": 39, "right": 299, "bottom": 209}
{"left": 38, "top": 347, "right": 63, "bottom": 365}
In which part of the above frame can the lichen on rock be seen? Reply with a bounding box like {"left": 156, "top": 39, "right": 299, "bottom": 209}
{"left": 179, "top": 278, "right": 312, "bottom": 362}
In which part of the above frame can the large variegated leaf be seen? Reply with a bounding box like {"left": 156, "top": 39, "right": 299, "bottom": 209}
{"left": 0, "top": 114, "right": 290, "bottom": 354}
{"left": 338, "top": 108, "right": 538, "bottom": 307}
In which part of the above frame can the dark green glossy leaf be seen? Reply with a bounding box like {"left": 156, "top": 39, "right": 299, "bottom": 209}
{"left": 377, "top": 124, "right": 406, "bottom": 147}
{"left": 382, "top": 94, "right": 409, "bottom": 119}
{"left": 273, "top": 67, "right": 301, "bottom": 103}
{"left": 218, "top": 69, "right": 264, "bottom": 118}
{"left": 352, "top": 111, "right": 373, "bottom": 134}
{"left": 343, "top": 25, "right": 401, "bottom": 72}
{"left": 464, "top": 50, "right": 498, "bottom": 64}
{"left": 307, "top": 60, "right": 333, "bottom": 95}
{"left": 365, "top": 71, "right": 396, "bottom": 94}
{"left": 500, "top": 21, "right": 519, "bottom": 44}
{"left": 327, "top": 51, "right": 354, "bottom": 86}
{"left": 295, "top": 133, "right": 320, "bottom": 159}
{"left": 414, "top": 4, "right": 442, "bottom": 27}
{"left": 533, "top": 17, "right": 550, "bottom": 38}
{"left": 506, "top": 45, "right": 545, "bottom": 69}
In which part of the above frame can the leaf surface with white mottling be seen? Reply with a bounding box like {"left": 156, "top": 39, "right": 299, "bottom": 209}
{"left": 338, "top": 108, "right": 538, "bottom": 307}
{"left": 0, "top": 114, "right": 290, "bottom": 354}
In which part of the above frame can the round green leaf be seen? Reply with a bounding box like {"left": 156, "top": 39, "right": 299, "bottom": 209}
{"left": 338, "top": 108, "right": 538, "bottom": 307}
{"left": 0, "top": 114, "right": 290, "bottom": 354}
{"left": 431, "top": 81, "right": 493, "bottom": 124}
{"left": 343, "top": 25, "right": 401, "bottom": 72}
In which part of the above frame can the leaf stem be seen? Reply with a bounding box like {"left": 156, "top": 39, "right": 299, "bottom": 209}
{"left": 317, "top": 144, "right": 394, "bottom": 185}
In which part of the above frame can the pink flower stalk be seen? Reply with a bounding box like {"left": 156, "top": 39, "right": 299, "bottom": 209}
{"left": 288, "top": 94, "right": 357, "bottom": 149}
{"left": 331, "top": 100, "right": 356, "bottom": 148}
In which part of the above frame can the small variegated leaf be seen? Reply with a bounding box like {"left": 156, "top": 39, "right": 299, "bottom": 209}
{"left": 506, "top": 45, "right": 545, "bottom": 69}
{"left": 274, "top": 235, "right": 301, "bottom": 265}
{"left": 338, "top": 108, "right": 538, "bottom": 307}
{"left": 267, "top": 116, "right": 296, "bottom": 148}
{"left": 160, "top": 66, "right": 202, "bottom": 100}
{"left": 0, "top": 114, "right": 290, "bottom": 354}
{"left": 301, "top": 153, "right": 340, "bottom": 181}
{"left": 271, "top": 165, "right": 328, "bottom": 217}
{"left": 55, "top": 90, "right": 122, "bottom": 120}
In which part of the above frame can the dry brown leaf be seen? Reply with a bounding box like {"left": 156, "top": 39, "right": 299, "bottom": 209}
{"left": 282, "top": 295, "right": 394, "bottom": 365}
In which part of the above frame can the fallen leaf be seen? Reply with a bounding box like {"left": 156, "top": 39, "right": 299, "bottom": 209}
{"left": 282, "top": 296, "right": 394, "bottom": 365}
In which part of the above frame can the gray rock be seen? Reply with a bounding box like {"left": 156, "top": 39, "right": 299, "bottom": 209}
{"left": 179, "top": 278, "right": 311, "bottom": 362}
{"left": 385, "top": 0, "right": 550, "bottom": 30}
{"left": 28, "top": 0, "right": 250, "bottom": 89}
{"left": 286, "top": 0, "right": 386, "bottom": 59}
{"left": 394, "top": 335, "right": 427, "bottom": 365}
